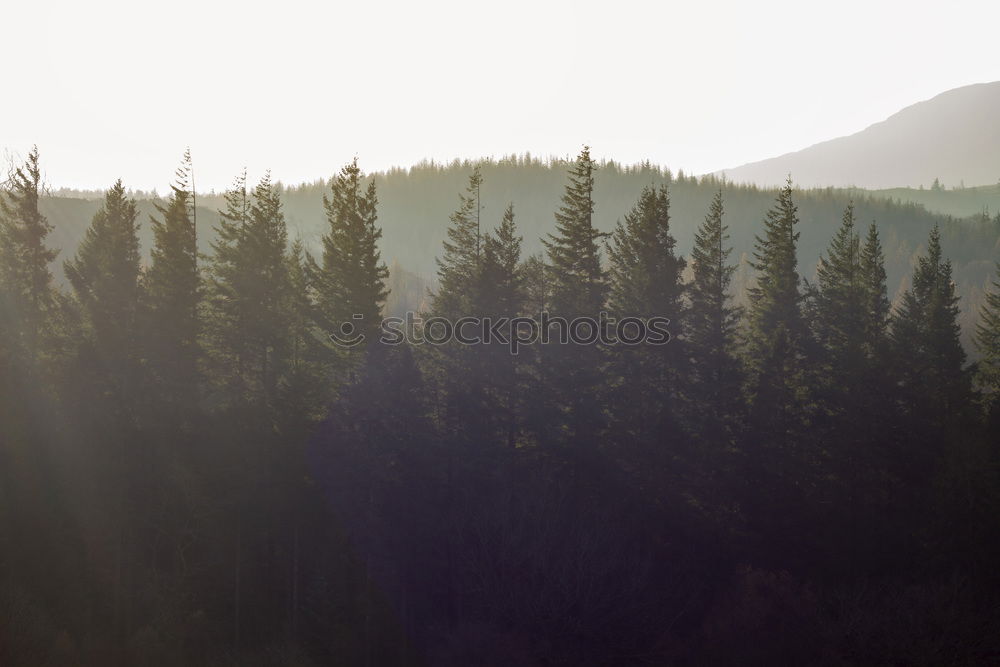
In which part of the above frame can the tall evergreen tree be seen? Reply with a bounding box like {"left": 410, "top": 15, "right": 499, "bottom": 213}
{"left": 276, "top": 239, "right": 327, "bottom": 428}
{"left": 205, "top": 171, "right": 297, "bottom": 409}
{"left": 687, "top": 190, "right": 743, "bottom": 442}
{"left": 975, "top": 261, "right": 1000, "bottom": 396}
{"left": 243, "top": 173, "right": 291, "bottom": 403}
{"left": 424, "top": 168, "right": 494, "bottom": 454}
{"left": 64, "top": 180, "right": 142, "bottom": 398}
{"left": 431, "top": 167, "right": 483, "bottom": 320}
{"left": 811, "top": 203, "right": 865, "bottom": 382}
{"left": 144, "top": 158, "right": 201, "bottom": 413}
{"left": 860, "top": 222, "right": 891, "bottom": 351}
{"left": 742, "top": 178, "right": 814, "bottom": 556}
{"left": 542, "top": 147, "right": 608, "bottom": 453}
{"left": 975, "top": 262, "right": 1000, "bottom": 438}
{"left": 890, "top": 225, "right": 971, "bottom": 422}
{"left": 607, "top": 184, "right": 686, "bottom": 446}
{"left": 478, "top": 203, "right": 524, "bottom": 321}
{"left": 204, "top": 170, "right": 252, "bottom": 400}
{"left": 314, "top": 159, "right": 389, "bottom": 365}
{"left": 745, "top": 178, "right": 810, "bottom": 433}
{"left": 889, "top": 227, "right": 982, "bottom": 566}
{"left": 0, "top": 146, "right": 57, "bottom": 363}
{"left": 809, "top": 208, "right": 899, "bottom": 574}
{"left": 543, "top": 147, "right": 605, "bottom": 318}
{"left": 477, "top": 203, "right": 526, "bottom": 448}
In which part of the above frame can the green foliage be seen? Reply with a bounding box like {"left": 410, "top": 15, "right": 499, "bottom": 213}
{"left": 64, "top": 180, "right": 142, "bottom": 399}
{"left": 687, "top": 190, "right": 743, "bottom": 439}
{"left": 975, "top": 262, "right": 1000, "bottom": 399}
{"left": 0, "top": 146, "right": 57, "bottom": 362}
{"left": 541, "top": 147, "right": 608, "bottom": 450}
{"left": 745, "top": 178, "right": 811, "bottom": 438}
{"left": 431, "top": 166, "right": 483, "bottom": 321}
{"left": 543, "top": 146, "right": 606, "bottom": 317}
{"left": 145, "top": 160, "right": 201, "bottom": 410}
{"left": 4, "top": 148, "right": 1000, "bottom": 667}
{"left": 891, "top": 225, "right": 972, "bottom": 419}
{"left": 607, "top": 184, "right": 686, "bottom": 444}
{"left": 314, "top": 159, "right": 389, "bottom": 356}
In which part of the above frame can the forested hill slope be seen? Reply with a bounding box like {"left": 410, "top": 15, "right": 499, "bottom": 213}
{"left": 42, "top": 157, "right": 1000, "bottom": 348}
{"left": 717, "top": 81, "right": 1000, "bottom": 189}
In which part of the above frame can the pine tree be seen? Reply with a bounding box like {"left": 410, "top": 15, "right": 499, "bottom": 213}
{"left": 314, "top": 159, "right": 389, "bottom": 365}
{"left": 889, "top": 227, "right": 980, "bottom": 560}
{"left": 478, "top": 203, "right": 524, "bottom": 320}
{"left": 243, "top": 173, "right": 291, "bottom": 402}
{"left": 976, "top": 262, "right": 1000, "bottom": 399}
{"left": 607, "top": 184, "right": 686, "bottom": 446}
{"left": 204, "top": 170, "right": 252, "bottom": 399}
{"left": 809, "top": 208, "right": 898, "bottom": 573}
{"left": 64, "top": 180, "right": 142, "bottom": 397}
{"left": 890, "top": 225, "right": 971, "bottom": 422}
{"left": 205, "top": 172, "right": 296, "bottom": 409}
{"left": 975, "top": 262, "right": 1000, "bottom": 439}
{"left": 811, "top": 203, "right": 865, "bottom": 378}
{"left": 0, "top": 146, "right": 57, "bottom": 363}
{"left": 745, "top": 178, "right": 810, "bottom": 435}
{"left": 276, "top": 239, "right": 327, "bottom": 429}
{"left": 431, "top": 167, "right": 483, "bottom": 320}
{"left": 543, "top": 146, "right": 606, "bottom": 318}
{"left": 860, "top": 222, "right": 891, "bottom": 353}
{"left": 542, "top": 147, "right": 608, "bottom": 453}
{"left": 424, "top": 168, "right": 494, "bottom": 452}
{"left": 477, "top": 203, "right": 526, "bottom": 448}
{"left": 742, "top": 179, "right": 813, "bottom": 544}
{"left": 687, "top": 190, "right": 743, "bottom": 442}
{"left": 144, "top": 158, "right": 201, "bottom": 413}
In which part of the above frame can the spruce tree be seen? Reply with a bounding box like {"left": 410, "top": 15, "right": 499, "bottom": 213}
{"left": 64, "top": 180, "right": 142, "bottom": 397}
{"left": 204, "top": 169, "right": 251, "bottom": 399}
{"left": 276, "top": 239, "right": 326, "bottom": 429}
{"left": 860, "top": 222, "right": 892, "bottom": 354}
{"left": 687, "top": 190, "right": 743, "bottom": 442}
{"left": 144, "top": 159, "right": 201, "bottom": 413}
{"left": 542, "top": 147, "right": 608, "bottom": 453}
{"left": 425, "top": 168, "right": 494, "bottom": 452}
{"left": 431, "top": 167, "right": 483, "bottom": 320}
{"left": 477, "top": 203, "right": 526, "bottom": 448}
{"left": 810, "top": 208, "right": 897, "bottom": 572}
{"left": 975, "top": 262, "right": 1000, "bottom": 439}
{"left": 205, "top": 172, "right": 296, "bottom": 408}
{"left": 745, "top": 178, "right": 810, "bottom": 434}
{"left": 607, "top": 184, "right": 686, "bottom": 446}
{"left": 890, "top": 225, "right": 971, "bottom": 422}
{"left": 478, "top": 203, "right": 524, "bottom": 320}
{"left": 243, "top": 173, "right": 291, "bottom": 402}
{"left": 0, "top": 146, "right": 57, "bottom": 363}
{"left": 742, "top": 178, "right": 812, "bottom": 545}
{"left": 314, "top": 159, "right": 389, "bottom": 364}
{"left": 889, "top": 226, "right": 979, "bottom": 560}
{"left": 811, "top": 203, "right": 865, "bottom": 380}
{"left": 975, "top": 262, "right": 1000, "bottom": 401}
{"left": 543, "top": 146, "right": 606, "bottom": 317}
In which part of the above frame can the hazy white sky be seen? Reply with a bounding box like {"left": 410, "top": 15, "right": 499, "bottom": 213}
{"left": 5, "top": 0, "right": 999, "bottom": 192}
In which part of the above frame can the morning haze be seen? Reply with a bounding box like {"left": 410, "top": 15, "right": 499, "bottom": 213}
{"left": 4, "top": 2, "right": 1000, "bottom": 665}
{"left": 4, "top": 0, "right": 1000, "bottom": 191}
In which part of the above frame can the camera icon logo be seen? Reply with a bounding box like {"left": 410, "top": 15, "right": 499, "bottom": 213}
{"left": 329, "top": 314, "right": 366, "bottom": 347}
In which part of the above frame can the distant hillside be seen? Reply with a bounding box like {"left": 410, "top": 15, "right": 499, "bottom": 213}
{"left": 870, "top": 183, "right": 1000, "bottom": 220}
{"left": 41, "top": 157, "right": 1000, "bottom": 351}
{"left": 718, "top": 81, "right": 1000, "bottom": 189}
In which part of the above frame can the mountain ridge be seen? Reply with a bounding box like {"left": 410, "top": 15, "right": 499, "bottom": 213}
{"left": 716, "top": 81, "right": 1000, "bottom": 189}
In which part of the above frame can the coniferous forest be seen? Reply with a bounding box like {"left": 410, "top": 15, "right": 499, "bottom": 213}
{"left": 3, "top": 145, "right": 1000, "bottom": 666}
